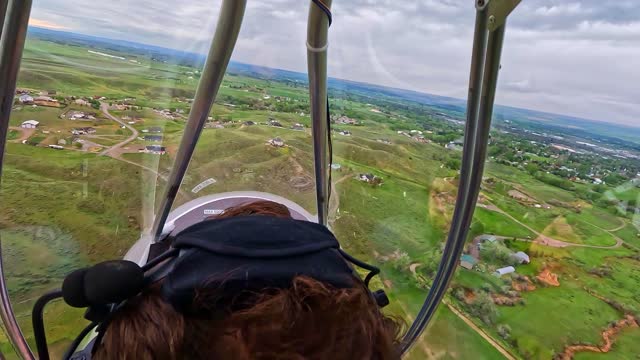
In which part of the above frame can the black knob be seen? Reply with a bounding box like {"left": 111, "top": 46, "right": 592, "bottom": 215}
{"left": 373, "top": 289, "right": 390, "bottom": 308}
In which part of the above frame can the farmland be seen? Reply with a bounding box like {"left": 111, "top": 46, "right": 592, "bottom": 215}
{"left": 0, "top": 28, "right": 638, "bottom": 359}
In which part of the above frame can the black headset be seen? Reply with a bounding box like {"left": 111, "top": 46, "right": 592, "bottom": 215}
{"left": 32, "top": 216, "right": 389, "bottom": 360}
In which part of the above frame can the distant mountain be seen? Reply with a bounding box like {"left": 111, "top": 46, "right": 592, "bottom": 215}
{"left": 25, "top": 27, "right": 640, "bottom": 144}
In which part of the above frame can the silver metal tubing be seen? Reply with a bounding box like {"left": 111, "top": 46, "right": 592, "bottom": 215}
{"left": 0, "top": 1, "right": 35, "bottom": 357}
{"left": 0, "top": 1, "right": 9, "bottom": 41}
{"left": 151, "top": 0, "right": 246, "bottom": 240}
{"left": 307, "top": 0, "right": 332, "bottom": 226}
{"left": 399, "top": 9, "right": 507, "bottom": 353}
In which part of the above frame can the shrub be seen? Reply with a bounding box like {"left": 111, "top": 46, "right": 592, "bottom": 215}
{"left": 497, "top": 324, "right": 512, "bottom": 339}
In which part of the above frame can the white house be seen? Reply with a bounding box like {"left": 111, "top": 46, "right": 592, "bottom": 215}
{"left": 143, "top": 145, "right": 166, "bottom": 155}
{"left": 268, "top": 137, "right": 285, "bottom": 147}
{"left": 21, "top": 120, "right": 39, "bottom": 129}
{"left": 512, "top": 251, "right": 530, "bottom": 264}
{"left": 18, "top": 94, "right": 33, "bottom": 103}
{"left": 494, "top": 266, "right": 516, "bottom": 277}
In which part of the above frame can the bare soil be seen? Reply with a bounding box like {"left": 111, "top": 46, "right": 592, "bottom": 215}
{"left": 537, "top": 268, "right": 560, "bottom": 287}
{"left": 508, "top": 189, "right": 536, "bottom": 203}
{"left": 556, "top": 315, "right": 639, "bottom": 359}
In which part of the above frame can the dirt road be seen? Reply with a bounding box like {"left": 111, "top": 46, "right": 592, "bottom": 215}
{"left": 98, "top": 102, "right": 139, "bottom": 157}
{"left": 328, "top": 174, "right": 353, "bottom": 226}
{"left": 480, "top": 202, "right": 623, "bottom": 250}
{"left": 444, "top": 301, "right": 516, "bottom": 360}
{"left": 8, "top": 126, "right": 34, "bottom": 142}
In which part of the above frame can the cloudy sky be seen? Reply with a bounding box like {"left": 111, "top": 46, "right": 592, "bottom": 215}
{"left": 29, "top": 0, "right": 640, "bottom": 127}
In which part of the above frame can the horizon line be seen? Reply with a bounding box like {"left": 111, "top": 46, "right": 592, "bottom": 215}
{"left": 26, "top": 26, "right": 640, "bottom": 131}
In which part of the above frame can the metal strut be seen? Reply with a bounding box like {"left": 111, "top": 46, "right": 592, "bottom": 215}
{"left": 150, "top": 0, "right": 247, "bottom": 241}
{"left": 400, "top": 0, "right": 519, "bottom": 354}
{"left": 0, "top": 1, "right": 35, "bottom": 358}
{"left": 307, "top": 0, "right": 332, "bottom": 226}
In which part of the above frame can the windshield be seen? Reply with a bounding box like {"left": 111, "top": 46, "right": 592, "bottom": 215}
{"left": 1, "top": 1, "right": 639, "bottom": 359}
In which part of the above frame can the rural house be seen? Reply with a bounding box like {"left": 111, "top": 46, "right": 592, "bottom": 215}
{"left": 21, "top": 120, "right": 39, "bottom": 129}
{"left": 460, "top": 254, "right": 478, "bottom": 270}
{"left": 143, "top": 145, "right": 166, "bottom": 155}
{"left": 144, "top": 135, "right": 163, "bottom": 142}
{"left": 512, "top": 251, "right": 530, "bottom": 264}
{"left": 268, "top": 137, "right": 285, "bottom": 147}
{"left": 18, "top": 94, "right": 33, "bottom": 104}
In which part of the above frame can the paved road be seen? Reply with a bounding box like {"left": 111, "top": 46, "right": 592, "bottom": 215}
{"left": 98, "top": 102, "right": 139, "bottom": 156}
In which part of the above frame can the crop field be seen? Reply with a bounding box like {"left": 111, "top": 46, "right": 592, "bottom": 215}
{"left": 0, "top": 33, "right": 637, "bottom": 359}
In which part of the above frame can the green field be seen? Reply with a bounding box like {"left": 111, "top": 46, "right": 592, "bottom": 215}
{"left": 0, "top": 33, "right": 638, "bottom": 360}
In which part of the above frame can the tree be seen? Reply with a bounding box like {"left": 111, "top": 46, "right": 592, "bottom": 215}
{"left": 446, "top": 158, "right": 461, "bottom": 170}
{"left": 468, "top": 292, "right": 499, "bottom": 325}
{"left": 497, "top": 324, "right": 512, "bottom": 339}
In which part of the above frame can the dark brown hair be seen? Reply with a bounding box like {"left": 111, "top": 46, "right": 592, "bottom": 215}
{"left": 95, "top": 201, "right": 401, "bottom": 360}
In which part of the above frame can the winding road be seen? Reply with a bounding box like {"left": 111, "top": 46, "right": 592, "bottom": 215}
{"left": 478, "top": 202, "right": 624, "bottom": 250}
{"left": 98, "top": 102, "right": 139, "bottom": 157}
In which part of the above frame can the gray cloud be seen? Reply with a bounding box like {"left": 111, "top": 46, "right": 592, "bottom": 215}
{"left": 30, "top": 0, "right": 640, "bottom": 127}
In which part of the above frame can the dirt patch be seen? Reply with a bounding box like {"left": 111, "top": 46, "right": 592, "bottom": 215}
{"left": 537, "top": 268, "right": 560, "bottom": 287}
{"left": 512, "top": 276, "right": 536, "bottom": 292}
{"left": 430, "top": 189, "right": 454, "bottom": 228}
{"left": 383, "top": 280, "right": 393, "bottom": 289}
{"left": 463, "top": 289, "right": 476, "bottom": 304}
{"left": 492, "top": 294, "right": 522, "bottom": 306}
{"left": 409, "top": 263, "right": 421, "bottom": 275}
{"left": 555, "top": 315, "right": 639, "bottom": 360}
{"left": 541, "top": 216, "right": 580, "bottom": 244}
{"left": 8, "top": 127, "right": 35, "bottom": 142}
{"left": 508, "top": 189, "right": 536, "bottom": 203}
{"left": 289, "top": 175, "right": 313, "bottom": 190}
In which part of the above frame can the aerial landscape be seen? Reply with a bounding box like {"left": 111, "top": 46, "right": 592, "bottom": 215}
{"left": 0, "top": 27, "right": 638, "bottom": 359}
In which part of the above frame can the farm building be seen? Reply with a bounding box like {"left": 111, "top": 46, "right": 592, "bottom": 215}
{"left": 148, "top": 127, "right": 163, "bottom": 133}
{"left": 144, "top": 135, "right": 163, "bottom": 142}
{"left": 460, "top": 254, "right": 478, "bottom": 270}
{"left": 358, "top": 173, "right": 383, "bottom": 185}
{"left": 243, "top": 121, "right": 255, "bottom": 126}
{"left": 21, "top": 120, "right": 39, "bottom": 129}
{"left": 292, "top": 123, "right": 305, "bottom": 131}
{"left": 512, "top": 251, "right": 530, "bottom": 264}
{"left": 494, "top": 266, "right": 516, "bottom": 277}
{"left": 18, "top": 94, "right": 33, "bottom": 104}
{"left": 143, "top": 145, "right": 166, "bottom": 155}
{"left": 71, "top": 127, "right": 96, "bottom": 135}
{"left": 334, "top": 115, "right": 358, "bottom": 125}
{"left": 33, "top": 96, "right": 59, "bottom": 107}
{"left": 268, "top": 137, "right": 285, "bottom": 147}
{"left": 268, "top": 120, "right": 283, "bottom": 128}
{"left": 338, "top": 130, "right": 352, "bottom": 136}
{"left": 331, "top": 163, "right": 342, "bottom": 171}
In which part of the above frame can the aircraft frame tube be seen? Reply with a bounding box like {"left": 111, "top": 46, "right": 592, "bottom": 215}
{"left": 151, "top": 0, "right": 247, "bottom": 240}
{"left": 307, "top": 0, "right": 332, "bottom": 226}
{"left": 0, "top": 0, "right": 9, "bottom": 41}
{"left": 400, "top": 8, "right": 501, "bottom": 353}
{"left": 0, "top": 1, "right": 35, "bottom": 358}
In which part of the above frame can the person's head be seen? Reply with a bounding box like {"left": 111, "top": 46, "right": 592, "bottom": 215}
{"left": 94, "top": 201, "right": 401, "bottom": 360}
